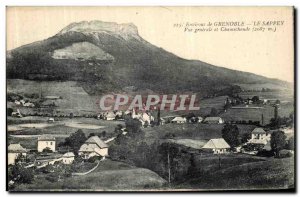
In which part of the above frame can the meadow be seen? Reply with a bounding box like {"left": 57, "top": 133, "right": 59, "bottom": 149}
{"left": 7, "top": 116, "right": 125, "bottom": 149}
{"left": 180, "top": 156, "right": 294, "bottom": 190}
{"left": 14, "top": 160, "right": 167, "bottom": 191}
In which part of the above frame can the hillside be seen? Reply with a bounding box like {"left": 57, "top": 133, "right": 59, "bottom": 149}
{"left": 179, "top": 157, "right": 294, "bottom": 190}
{"left": 7, "top": 20, "right": 291, "bottom": 96}
{"left": 14, "top": 160, "right": 167, "bottom": 191}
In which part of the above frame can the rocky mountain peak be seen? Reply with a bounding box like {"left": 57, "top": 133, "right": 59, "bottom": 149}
{"left": 58, "top": 20, "right": 140, "bottom": 40}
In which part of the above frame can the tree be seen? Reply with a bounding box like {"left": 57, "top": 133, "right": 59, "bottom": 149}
{"left": 186, "top": 112, "right": 196, "bottom": 122}
{"left": 42, "top": 147, "right": 53, "bottom": 153}
{"left": 271, "top": 130, "right": 287, "bottom": 157}
{"left": 65, "top": 129, "right": 87, "bottom": 155}
{"left": 88, "top": 132, "right": 95, "bottom": 138}
{"left": 286, "top": 136, "right": 294, "bottom": 150}
{"left": 69, "top": 112, "right": 74, "bottom": 119}
{"left": 241, "top": 132, "right": 251, "bottom": 144}
{"left": 251, "top": 96, "right": 260, "bottom": 103}
{"left": 7, "top": 108, "right": 13, "bottom": 116}
{"left": 156, "top": 107, "right": 161, "bottom": 126}
{"left": 158, "top": 142, "right": 180, "bottom": 183}
{"left": 101, "top": 131, "right": 107, "bottom": 138}
{"left": 125, "top": 116, "right": 142, "bottom": 134}
{"left": 114, "top": 124, "right": 124, "bottom": 135}
{"left": 8, "top": 164, "right": 34, "bottom": 184}
{"left": 221, "top": 124, "right": 240, "bottom": 149}
{"left": 210, "top": 107, "right": 218, "bottom": 116}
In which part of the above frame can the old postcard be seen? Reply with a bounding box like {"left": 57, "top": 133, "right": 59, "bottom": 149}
{"left": 6, "top": 6, "right": 294, "bottom": 192}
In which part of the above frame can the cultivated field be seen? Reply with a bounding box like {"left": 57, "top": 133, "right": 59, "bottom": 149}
{"left": 144, "top": 123, "right": 256, "bottom": 143}
{"left": 7, "top": 116, "right": 125, "bottom": 149}
{"left": 221, "top": 102, "right": 294, "bottom": 125}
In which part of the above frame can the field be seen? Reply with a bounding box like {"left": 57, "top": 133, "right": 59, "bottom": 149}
{"left": 179, "top": 157, "right": 294, "bottom": 190}
{"left": 7, "top": 79, "right": 99, "bottom": 114}
{"left": 7, "top": 116, "right": 125, "bottom": 149}
{"left": 144, "top": 123, "right": 256, "bottom": 143}
{"left": 238, "top": 90, "right": 294, "bottom": 103}
{"left": 221, "top": 102, "right": 294, "bottom": 125}
{"left": 14, "top": 160, "right": 167, "bottom": 191}
{"left": 235, "top": 83, "right": 293, "bottom": 92}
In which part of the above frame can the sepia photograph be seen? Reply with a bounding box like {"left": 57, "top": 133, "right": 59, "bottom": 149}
{"left": 6, "top": 6, "right": 295, "bottom": 192}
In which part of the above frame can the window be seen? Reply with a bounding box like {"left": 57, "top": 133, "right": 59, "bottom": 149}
{"left": 50, "top": 142, "right": 53, "bottom": 145}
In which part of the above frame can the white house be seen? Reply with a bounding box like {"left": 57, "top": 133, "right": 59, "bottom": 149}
{"left": 248, "top": 128, "right": 270, "bottom": 145}
{"left": 8, "top": 144, "right": 27, "bottom": 165}
{"left": 62, "top": 152, "right": 75, "bottom": 164}
{"left": 204, "top": 117, "right": 224, "bottom": 124}
{"left": 37, "top": 135, "right": 56, "bottom": 152}
{"left": 171, "top": 117, "right": 187, "bottom": 124}
{"left": 132, "top": 109, "right": 154, "bottom": 127}
{"left": 197, "top": 117, "right": 203, "bottom": 123}
{"left": 104, "top": 111, "right": 116, "bottom": 120}
{"left": 78, "top": 136, "right": 108, "bottom": 159}
{"left": 14, "top": 100, "right": 21, "bottom": 105}
{"left": 48, "top": 118, "right": 55, "bottom": 123}
{"left": 23, "top": 102, "right": 35, "bottom": 107}
{"left": 202, "top": 138, "right": 230, "bottom": 154}
{"left": 11, "top": 109, "right": 22, "bottom": 118}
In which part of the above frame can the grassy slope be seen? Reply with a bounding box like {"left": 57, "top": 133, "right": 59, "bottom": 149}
{"left": 7, "top": 79, "right": 98, "bottom": 113}
{"left": 15, "top": 160, "right": 167, "bottom": 191}
{"left": 179, "top": 157, "right": 294, "bottom": 190}
{"left": 144, "top": 123, "right": 256, "bottom": 143}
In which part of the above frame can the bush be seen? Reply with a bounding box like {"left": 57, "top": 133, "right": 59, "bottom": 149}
{"left": 42, "top": 147, "right": 53, "bottom": 153}
{"left": 45, "top": 173, "right": 59, "bottom": 183}
{"left": 256, "top": 150, "right": 274, "bottom": 157}
{"left": 8, "top": 164, "right": 34, "bottom": 184}
{"left": 87, "top": 156, "right": 101, "bottom": 163}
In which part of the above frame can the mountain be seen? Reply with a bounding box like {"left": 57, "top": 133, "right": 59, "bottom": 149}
{"left": 6, "top": 20, "right": 291, "bottom": 96}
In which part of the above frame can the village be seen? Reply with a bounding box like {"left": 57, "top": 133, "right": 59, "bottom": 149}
{"left": 7, "top": 90, "right": 294, "bottom": 190}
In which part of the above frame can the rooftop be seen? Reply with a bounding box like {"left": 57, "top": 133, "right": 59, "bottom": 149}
{"left": 85, "top": 136, "right": 108, "bottom": 148}
{"left": 202, "top": 138, "right": 230, "bottom": 149}
{"left": 63, "top": 152, "right": 75, "bottom": 158}
{"left": 38, "top": 134, "right": 56, "bottom": 141}
{"left": 8, "top": 143, "right": 27, "bottom": 153}
{"left": 204, "top": 117, "right": 222, "bottom": 121}
{"left": 252, "top": 128, "right": 266, "bottom": 134}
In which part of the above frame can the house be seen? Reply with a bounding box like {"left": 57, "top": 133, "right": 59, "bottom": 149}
{"left": 23, "top": 102, "right": 35, "bottom": 107}
{"left": 14, "top": 100, "right": 21, "bottom": 105}
{"left": 44, "top": 96, "right": 60, "bottom": 100}
{"left": 189, "top": 116, "right": 203, "bottom": 123}
{"left": 202, "top": 138, "right": 230, "bottom": 154}
{"left": 48, "top": 118, "right": 55, "bottom": 123}
{"left": 159, "top": 118, "right": 166, "bottom": 125}
{"left": 104, "top": 111, "right": 116, "bottom": 120}
{"left": 132, "top": 109, "right": 154, "bottom": 126}
{"left": 78, "top": 136, "right": 108, "bottom": 159}
{"left": 20, "top": 100, "right": 26, "bottom": 105}
{"left": 37, "top": 135, "right": 56, "bottom": 152}
{"left": 62, "top": 152, "right": 75, "bottom": 164}
{"left": 204, "top": 117, "right": 224, "bottom": 124}
{"left": 171, "top": 117, "right": 187, "bottom": 124}
{"left": 8, "top": 144, "right": 27, "bottom": 165}
{"left": 248, "top": 128, "right": 270, "bottom": 145}
{"left": 197, "top": 117, "right": 203, "bottom": 123}
{"left": 11, "top": 109, "right": 22, "bottom": 118}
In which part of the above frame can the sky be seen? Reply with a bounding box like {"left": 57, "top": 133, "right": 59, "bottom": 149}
{"left": 6, "top": 6, "right": 294, "bottom": 82}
